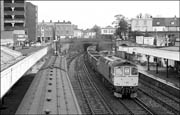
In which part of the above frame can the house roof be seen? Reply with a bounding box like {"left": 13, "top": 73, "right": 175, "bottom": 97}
{"left": 153, "top": 18, "right": 180, "bottom": 27}
{"left": 101, "top": 25, "right": 115, "bottom": 29}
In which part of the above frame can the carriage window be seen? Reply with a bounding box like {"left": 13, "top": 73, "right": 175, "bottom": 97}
{"left": 131, "top": 67, "right": 138, "bottom": 75}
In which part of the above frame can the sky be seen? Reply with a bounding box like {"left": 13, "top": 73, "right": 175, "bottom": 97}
{"left": 28, "top": 1, "right": 179, "bottom": 29}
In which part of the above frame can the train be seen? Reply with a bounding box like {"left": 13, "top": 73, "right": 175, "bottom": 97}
{"left": 86, "top": 46, "right": 139, "bottom": 98}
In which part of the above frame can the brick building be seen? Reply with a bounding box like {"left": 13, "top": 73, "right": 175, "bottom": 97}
{"left": 55, "top": 21, "right": 74, "bottom": 39}
{"left": 37, "top": 21, "right": 54, "bottom": 43}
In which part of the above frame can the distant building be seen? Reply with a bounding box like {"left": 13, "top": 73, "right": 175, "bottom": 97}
{"left": 25, "top": 2, "right": 38, "bottom": 42}
{"left": 72, "top": 24, "right": 78, "bottom": 30}
{"left": 1, "top": 0, "right": 29, "bottom": 46}
{"left": 83, "top": 29, "right": 96, "bottom": 38}
{"left": 73, "top": 29, "right": 83, "bottom": 38}
{"left": 3, "top": 0, "right": 26, "bottom": 31}
{"left": 55, "top": 21, "right": 74, "bottom": 39}
{"left": 131, "top": 17, "right": 153, "bottom": 32}
{"left": 37, "top": 21, "right": 54, "bottom": 43}
{"left": 101, "top": 26, "right": 115, "bottom": 35}
{"left": 153, "top": 17, "right": 180, "bottom": 31}
{"left": 0, "top": 0, "right": 4, "bottom": 31}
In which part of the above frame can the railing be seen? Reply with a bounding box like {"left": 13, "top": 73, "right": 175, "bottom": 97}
{"left": 0, "top": 47, "right": 48, "bottom": 98}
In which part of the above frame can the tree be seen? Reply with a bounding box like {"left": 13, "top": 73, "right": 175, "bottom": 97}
{"left": 91, "top": 25, "right": 101, "bottom": 39}
{"left": 113, "top": 14, "right": 129, "bottom": 40}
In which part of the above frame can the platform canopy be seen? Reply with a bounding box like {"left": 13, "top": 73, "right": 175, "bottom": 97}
{"left": 118, "top": 46, "right": 180, "bottom": 61}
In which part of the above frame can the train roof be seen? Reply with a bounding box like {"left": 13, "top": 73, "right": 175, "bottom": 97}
{"left": 111, "top": 61, "right": 135, "bottom": 67}
{"left": 99, "top": 55, "right": 136, "bottom": 67}
{"left": 104, "top": 55, "right": 120, "bottom": 61}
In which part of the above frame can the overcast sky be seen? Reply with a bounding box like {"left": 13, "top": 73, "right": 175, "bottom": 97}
{"left": 28, "top": 1, "right": 179, "bottom": 29}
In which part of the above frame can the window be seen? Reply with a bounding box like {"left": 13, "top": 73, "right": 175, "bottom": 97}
{"left": 170, "top": 21, "right": 175, "bottom": 25}
{"left": 111, "top": 30, "right": 114, "bottom": 33}
{"left": 144, "top": 20, "right": 147, "bottom": 25}
{"left": 124, "top": 67, "right": 130, "bottom": 75}
{"left": 131, "top": 67, "right": 138, "bottom": 75}
{"left": 115, "top": 67, "right": 123, "bottom": 76}
{"left": 136, "top": 20, "right": 139, "bottom": 25}
{"left": 157, "top": 22, "right": 160, "bottom": 25}
{"left": 103, "top": 30, "right": 107, "bottom": 33}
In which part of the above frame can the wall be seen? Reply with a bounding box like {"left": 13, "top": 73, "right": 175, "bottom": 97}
{"left": 55, "top": 23, "right": 73, "bottom": 38}
{"left": 131, "top": 18, "right": 153, "bottom": 31}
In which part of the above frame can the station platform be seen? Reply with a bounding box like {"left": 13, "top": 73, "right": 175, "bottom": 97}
{"left": 15, "top": 55, "right": 81, "bottom": 114}
{"left": 117, "top": 45, "right": 180, "bottom": 97}
{"left": 137, "top": 64, "right": 180, "bottom": 88}
{"left": 136, "top": 63, "right": 180, "bottom": 98}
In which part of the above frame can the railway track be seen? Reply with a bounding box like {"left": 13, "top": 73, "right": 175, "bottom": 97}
{"left": 84, "top": 57, "right": 154, "bottom": 115}
{"left": 138, "top": 86, "right": 180, "bottom": 115}
{"left": 69, "top": 54, "right": 98, "bottom": 114}
{"left": 118, "top": 98, "right": 154, "bottom": 115}
{"left": 74, "top": 53, "right": 179, "bottom": 115}
{"left": 140, "top": 80, "right": 180, "bottom": 105}
{"left": 66, "top": 52, "right": 83, "bottom": 70}
{"left": 83, "top": 54, "right": 167, "bottom": 115}
{"left": 76, "top": 55, "right": 114, "bottom": 114}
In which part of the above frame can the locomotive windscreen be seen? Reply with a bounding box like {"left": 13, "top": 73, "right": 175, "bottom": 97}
{"left": 115, "top": 67, "right": 123, "bottom": 75}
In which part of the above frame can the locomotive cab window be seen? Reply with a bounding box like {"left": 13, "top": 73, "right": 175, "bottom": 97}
{"left": 124, "top": 67, "right": 130, "bottom": 75}
{"left": 131, "top": 67, "right": 138, "bottom": 75}
{"left": 115, "top": 66, "right": 123, "bottom": 76}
